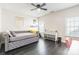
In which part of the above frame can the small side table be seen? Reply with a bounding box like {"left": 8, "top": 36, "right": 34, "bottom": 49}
{"left": 0, "top": 43, "right": 1, "bottom": 49}
{"left": 0, "top": 33, "right": 5, "bottom": 49}
{"left": 57, "top": 37, "right": 62, "bottom": 44}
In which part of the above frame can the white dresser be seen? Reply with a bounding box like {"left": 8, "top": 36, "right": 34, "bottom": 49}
{"left": 44, "top": 30, "right": 58, "bottom": 41}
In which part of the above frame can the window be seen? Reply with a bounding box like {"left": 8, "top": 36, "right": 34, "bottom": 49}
{"left": 16, "top": 16, "right": 24, "bottom": 30}
{"left": 66, "top": 17, "right": 79, "bottom": 37}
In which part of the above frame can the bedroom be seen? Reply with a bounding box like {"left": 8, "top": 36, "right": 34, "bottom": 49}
{"left": 0, "top": 3, "right": 79, "bottom": 55}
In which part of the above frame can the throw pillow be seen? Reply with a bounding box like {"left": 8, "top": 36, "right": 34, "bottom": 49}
{"left": 10, "top": 31, "right": 16, "bottom": 37}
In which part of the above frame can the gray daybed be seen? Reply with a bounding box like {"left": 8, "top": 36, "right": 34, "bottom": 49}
{"left": 1, "top": 31, "right": 39, "bottom": 52}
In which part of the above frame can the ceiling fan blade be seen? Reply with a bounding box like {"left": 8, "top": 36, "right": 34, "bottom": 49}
{"left": 31, "top": 8, "right": 38, "bottom": 11}
{"left": 40, "top": 8, "right": 47, "bottom": 10}
{"left": 40, "top": 3, "right": 46, "bottom": 7}
{"left": 31, "top": 3, "right": 37, "bottom": 7}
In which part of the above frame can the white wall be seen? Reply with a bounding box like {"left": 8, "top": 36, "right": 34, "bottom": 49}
{"left": 39, "top": 5, "right": 79, "bottom": 41}
{"left": 1, "top": 8, "right": 34, "bottom": 31}
{"left": 2, "top": 9, "right": 17, "bottom": 31}
{"left": 0, "top": 8, "right": 2, "bottom": 32}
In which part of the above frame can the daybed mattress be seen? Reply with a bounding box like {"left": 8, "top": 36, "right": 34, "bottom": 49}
{"left": 10, "top": 33, "right": 38, "bottom": 42}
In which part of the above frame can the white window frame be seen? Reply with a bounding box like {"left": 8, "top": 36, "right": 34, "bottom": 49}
{"left": 66, "top": 17, "right": 79, "bottom": 37}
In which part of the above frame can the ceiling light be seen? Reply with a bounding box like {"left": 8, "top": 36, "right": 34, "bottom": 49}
{"left": 37, "top": 8, "right": 41, "bottom": 11}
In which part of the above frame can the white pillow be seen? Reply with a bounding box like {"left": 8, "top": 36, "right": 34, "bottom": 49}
{"left": 6, "top": 31, "right": 13, "bottom": 37}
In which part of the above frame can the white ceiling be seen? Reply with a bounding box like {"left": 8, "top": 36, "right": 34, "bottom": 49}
{"left": 0, "top": 3, "right": 78, "bottom": 17}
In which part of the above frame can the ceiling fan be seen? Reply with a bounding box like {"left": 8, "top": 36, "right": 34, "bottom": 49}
{"left": 31, "top": 3, "right": 47, "bottom": 11}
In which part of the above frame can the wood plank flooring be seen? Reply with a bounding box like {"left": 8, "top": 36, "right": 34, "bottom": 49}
{"left": 0, "top": 39, "right": 68, "bottom": 55}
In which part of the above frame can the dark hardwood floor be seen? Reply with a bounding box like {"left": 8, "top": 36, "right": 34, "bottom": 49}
{"left": 0, "top": 39, "right": 69, "bottom": 55}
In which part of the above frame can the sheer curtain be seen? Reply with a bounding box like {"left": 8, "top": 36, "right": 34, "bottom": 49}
{"left": 66, "top": 17, "right": 79, "bottom": 37}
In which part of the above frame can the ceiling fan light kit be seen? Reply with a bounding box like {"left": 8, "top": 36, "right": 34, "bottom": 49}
{"left": 31, "top": 3, "right": 47, "bottom": 11}
{"left": 37, "top": 8, "right": 41, "bottom": 11}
